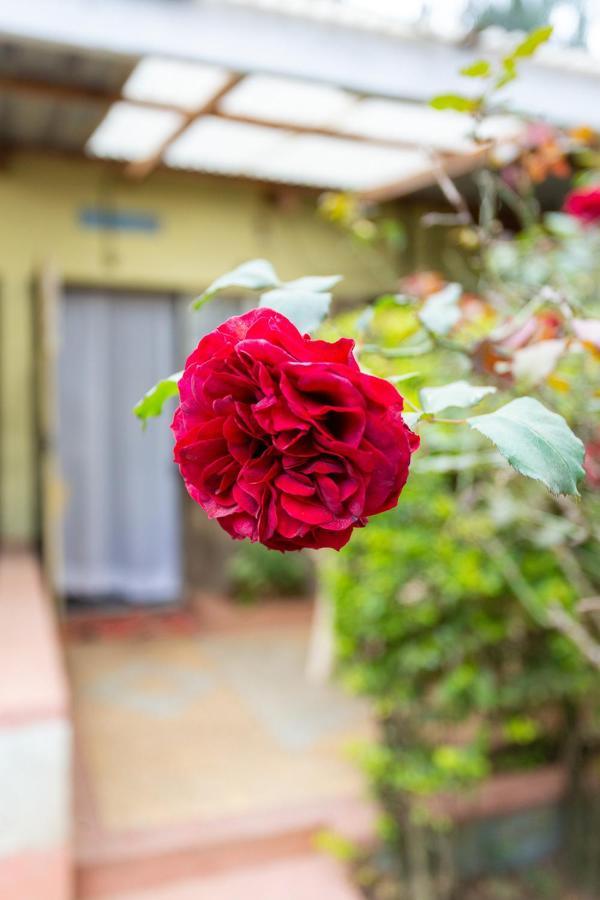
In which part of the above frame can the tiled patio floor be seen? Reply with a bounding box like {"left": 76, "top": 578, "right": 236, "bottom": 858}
{"left": 66, "top": 600, "right": 375, "bottom": 898}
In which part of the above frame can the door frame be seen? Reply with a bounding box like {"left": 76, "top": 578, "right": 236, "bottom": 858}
{"left": 35, "top": 277, "right": 187, "bottom": 611}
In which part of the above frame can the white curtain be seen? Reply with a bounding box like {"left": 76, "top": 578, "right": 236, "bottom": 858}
{"left": 57, "top": 290, "right": 181, "bottom": 604}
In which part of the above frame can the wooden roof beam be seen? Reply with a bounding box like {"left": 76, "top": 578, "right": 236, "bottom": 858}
{"left": 358, "top": 146, "right": 488, "bottom": 203}
{"left": 123, "top": 73, "right": 244, "bottom": 181}
{"left": 212, "top": 109, "right": 465, "bottom": 155}
{"left": 0, "top": 73, "right": 188, "bottom": 115}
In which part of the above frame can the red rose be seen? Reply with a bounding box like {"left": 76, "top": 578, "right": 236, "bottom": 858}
{"left": 563, "top": 186, "right": 600, "bottom": 224}
{"left": 172, "top": 308, "right": 418, "bottom": 551}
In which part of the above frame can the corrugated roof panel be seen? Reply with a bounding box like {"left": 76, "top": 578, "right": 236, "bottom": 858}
{"left": 251, "top": 132, "right": 433, "bottom": 189}
{"left": 164, "top": 116, "right": 288, "bottom": 174}
{"left": 334, "top": 98, "right": 475, "bottom": 152}
{"left": 123, "top": 57, "right": 232, "bottom": 111}
{"left": 86, "top": 101, "right": 184, "bottom": 161}
{"left": 164, "top": 115, "right": 433, "bottom": 190}
{"left": 219, "top": 74, "right": 356, "bottom": 127}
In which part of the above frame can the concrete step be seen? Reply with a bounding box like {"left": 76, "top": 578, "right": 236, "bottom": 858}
{"left": 76, "top": 825, "right": 315, "bottom": 899}
{"left": 76, "top": 795, "right": 376, "bottom": 899}
{"left": 103, "top": 853, "right": 363, "bottom": 900}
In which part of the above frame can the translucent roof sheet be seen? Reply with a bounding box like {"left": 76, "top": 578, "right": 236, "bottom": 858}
{"left": 252, "top": 133, "right": 432, "bottom": 190}
{"left": 165, "top": 115, "right": 432, "bottom": 190}
{"left": 334, "top": 98, "right": 475, "bottom": 152}
{"left": 123, "top": 57, "right": 232, "bottom": 112}
{"left": 220, "top": 74, "right": 356, "bottom": 127}
{"left": 86, "top": 102, "right": 183, "bottom": 161}
{"left": 164, "top": 117, "right": 288, "bottom": 174}
{"left": 218, "top": 75, "right": 506, "bottom": 154}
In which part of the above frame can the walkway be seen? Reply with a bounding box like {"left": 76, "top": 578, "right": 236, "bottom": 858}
{"left": 66, "top": 597, "right": 375, "bottom": 898}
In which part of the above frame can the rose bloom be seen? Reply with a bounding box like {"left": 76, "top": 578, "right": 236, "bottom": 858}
{"left": 563, "top": 186, "right": 600, "bottom": 224}
{"left": 172, "top": 308, "right": 419, "bottom": 551}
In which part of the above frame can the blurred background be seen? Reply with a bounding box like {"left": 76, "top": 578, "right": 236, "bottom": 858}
{"left": 0, "top": 1, "right": 599, "bottom": 898}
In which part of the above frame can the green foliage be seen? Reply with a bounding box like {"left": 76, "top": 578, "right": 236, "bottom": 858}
{"left": 227, "top": 541, "right": 312, "bottom": 603}
{"left": 467, "top": 398, "right": 585, "bottom": 497}
{"left": 259, "top": 287, "right": 332, "bottom": 333}
{"left": 432, "top": 24, "right": 554, "bottom": 111}
{"left": 420, "top": 380, "right": 496, "bottom": 415}
{"left": 330, "top": 473, "right": 597, "bottom": 802}
{"left": 313, "top": 829, "right": 358, "bottom": 862}
{"left": 459, "top": 60, "right": 492, "bottom": 79}
{"left": 418, "top": 283, "right": 462, "bottom": 335}
{"left": 192, "top": 258, "right": 280, "bottom": 309}
{"left": 485, "top": 220, "right": 600, "bottom": 310}
{"left": 430, "top": 94, "right": 481, "bottom": 113}
{"left": 511, "top": 25, "right": 554, "bottom": 59}
{"left": 133, "top": 371, "right": 181, "bottom": 424}
{"left": 192, "top": 258, "right": 340, "bottom": 334}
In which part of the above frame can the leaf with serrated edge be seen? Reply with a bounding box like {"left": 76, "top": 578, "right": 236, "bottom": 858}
{"left": 421, "top": 380, "right": 496, "bottom": 414}
{"left": 419, "top": 283, "right": 462, "bottom": 336}
{"left": 467, "top": 397, "right": 584, "bottom": 496}
{"left": 134, "top": 372, "right": 182, "bottom": 424}
{"left": 259, "top": 289, "right": 331, "bottom": 334}
{"left": 192, "top": 259, "right": 280, "bottom": 309}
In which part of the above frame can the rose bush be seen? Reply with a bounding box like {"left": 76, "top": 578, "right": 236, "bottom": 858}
{"left": 171, "top": 307, "right": 418, "bottom": 552}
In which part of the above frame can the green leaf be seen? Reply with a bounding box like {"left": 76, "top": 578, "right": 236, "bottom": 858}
{"left": 495, "top": 57, "right": 518, "bottom": 89}
{"left": 544, "top": 211, "right": 582, "bottom": 237}
{"left": 379, "top": 218, "right": 407, "bottom": 251}
{"left": 192, "top": 259, "right": 280, "bottom": 309}
{"left": 467, "top": 397, "right": 584, "bottom": 496}
{"left": 283, "top": 274, "right": 342, "bottom": 292}
{"left": 388, "top": 371, "right": 421, "bottom": 384}
{"left": 418, "top": 283, "right": 462, "bottom": 336}
{"left": 511, "top": 25, "right": 553, "bottom": 59}
{"left": 430, "top": 93, "right": 480, "bottom": 112}
{"left": 414, "top": 450, "right": 502, "bottom": 474}
{"left": 403, "top": 411, "right": 422, "bottom": 429}
{"left": 460, "top": 60, "right": 491, "bottom": 78}
{"left": 356, "top": 306, "right": 375, "bottom": 335}
{"left": 259, "top": 289, "right": 332, "bottom": 334}
{"left": 134, "top": 372, "right": 182, "bottom": 425}
{"left": 374, "top": 293, "right": 411, "bottom": 309}
{"left": 420, "top": 380, "right": 497, "bottom": 414}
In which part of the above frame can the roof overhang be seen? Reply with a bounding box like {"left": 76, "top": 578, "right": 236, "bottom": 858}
{"left": 1, "top": 1, "right": 599, "bottom": 197}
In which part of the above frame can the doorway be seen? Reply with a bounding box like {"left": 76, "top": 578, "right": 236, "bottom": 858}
{"left": 56, "top": 289, "right": 181, "bottom": 606}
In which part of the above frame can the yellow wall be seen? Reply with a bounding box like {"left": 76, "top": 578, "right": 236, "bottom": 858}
{"left": 0, "top": 153, "right": 411, "bottom": 543}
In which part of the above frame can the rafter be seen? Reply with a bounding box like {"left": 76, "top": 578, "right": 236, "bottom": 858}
{"left": 357, "top": 147, "right": 488, "bottom": 203}
{"left": 123, "top": 73, "right": 244, "bottom": 181}
{"left": 0, "top": 69, "right": 486, "bottom": 198}
{"left": 212, "top": 110, "right": 461, "bottom": 155}
{"left": 0, "top": 74, "right": 187, "bottom": 115}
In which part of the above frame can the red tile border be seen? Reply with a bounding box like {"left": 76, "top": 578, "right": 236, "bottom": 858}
{"left": 63, "top": 595, "right": 314, "bottom": 642}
